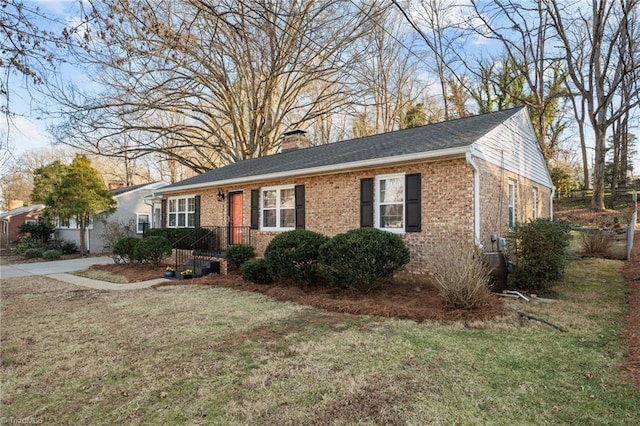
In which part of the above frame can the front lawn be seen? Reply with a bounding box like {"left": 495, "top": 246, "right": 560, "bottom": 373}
{"left": 1, "top": 257, "right": 638, "bottom": 424}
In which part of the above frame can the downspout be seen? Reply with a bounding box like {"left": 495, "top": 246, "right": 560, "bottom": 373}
{"left": 550, "top": 186, "right": 555, "bottom": 220}
{"left": 466, "top": 151, "right": 481, "bottom": 247}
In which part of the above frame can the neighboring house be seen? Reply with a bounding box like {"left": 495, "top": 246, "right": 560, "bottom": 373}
{"left": 55, "top": 181, "right": 169, "bottom": 253}
{"left": 0, "top": 203, "right": 45, "bottom": 248}
{"left": 157, "top": 107, "right": 554, "bottom": 277}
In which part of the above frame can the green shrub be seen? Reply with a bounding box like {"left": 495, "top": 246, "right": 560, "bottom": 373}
{"left": 319, "top": 228, "right": 410, "bottom": 293}
{"left": 41, "top": 249, "right": 63, "bottom": 260}
{"left": 134, "top": 236, "right": 173, "bottom": 267}
{"left": 429, "top": 240, "right": 491, "bottom": 309}
{"left": 113, "top": 236, "right": 141, "bottom": 264}
{"left": 241, "top": 259, "right": 273, "bottom": 284}
{"left": 18, "top": 221, "right": 54, "bottom": 243}
{"left": 46, "top": 240, "right": 78, "bottom": 255}
{"left": 224, "top": 244, "right": 256, "bottom": 268}
{"left": 24, "top": 248, "right": 44, "bottom": 259}
{"left": 15, "top": 240, "right": 45, "bottom": 255}
{"left": 264, "top": 229, "right": 329, "bottom": 287}
{"left": 508, "top": 218, "right": 571, "bottom": 293}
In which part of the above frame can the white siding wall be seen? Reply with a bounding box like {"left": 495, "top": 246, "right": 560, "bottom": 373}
{"left": 472, "top": 108, "right": 553, "bottom": 190}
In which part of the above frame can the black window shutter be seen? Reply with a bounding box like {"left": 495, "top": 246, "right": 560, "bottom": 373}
{"left": 405, "top": 173, "right": 421, "bottom": 232}
{"left": 360, "top": 178, "right": 374, "bottom": 228}
{"left": 161, "top": 199, "right": 167, "bottom": 228}
{"left": 295, "top": 185, "right": 305, "bottom": 229}
{"left": 250, "top": 189, "right": 260, "bottom": 230}
{"left": 194, "top": 195, "right": 201, "bottom": 227}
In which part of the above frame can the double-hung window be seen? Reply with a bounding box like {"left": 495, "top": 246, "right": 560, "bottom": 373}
{"left": 168, "top": 196, "right": 196, "bottom": 227}
{"left": 261, "top": 186, "right": 295, "bottom": 230}
{"left": 376, "top": 174, "right": 405, "bottom": 232}
{"left": 508, "top": 180, "right": 517, "bottom": 228}
{"left": 137, "top": 213, "right": 150, "bottom": 234}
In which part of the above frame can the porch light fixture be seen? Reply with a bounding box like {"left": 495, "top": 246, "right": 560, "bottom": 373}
{"left": 217, "top": 190, "right": 225, "bottom": 202}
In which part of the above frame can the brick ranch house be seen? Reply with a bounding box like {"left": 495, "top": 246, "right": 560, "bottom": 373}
{"left": 153, "top": 107, "right": 554, "bottom": 277}
{"left": 0, "top": 202, "right": 45, "bottom": 248}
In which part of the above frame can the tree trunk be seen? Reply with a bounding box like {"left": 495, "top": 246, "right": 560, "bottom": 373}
{"left": 79, "top": 216, "right": 87, "bottom": 256}
{"left": 591, "top": 128, "right": 607, "bottom": 211}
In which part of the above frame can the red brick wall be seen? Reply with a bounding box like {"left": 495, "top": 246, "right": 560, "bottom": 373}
{"left": 476, "top": 159, "right": 552, "bottom": 250}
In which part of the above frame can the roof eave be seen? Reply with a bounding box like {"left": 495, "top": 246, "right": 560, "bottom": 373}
{"left": 160, "top": 146, "right": 471, "bottom": 194}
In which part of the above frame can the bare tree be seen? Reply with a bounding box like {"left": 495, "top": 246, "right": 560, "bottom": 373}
{"left": 48, "top": 0, "right": 371, "bottom": 173}
{"left": 348, "top": 2, "right": 424, "bottom": 135}
{"left": 466, "top": 0, "right": 569, "bottom": 159}
{"left": 544, "top": 0, "right": 640, "bottom": 210}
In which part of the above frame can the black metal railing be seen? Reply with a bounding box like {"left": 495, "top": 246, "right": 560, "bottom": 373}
{"left": 173, "top": 225, "right": 252, "bottom": 276}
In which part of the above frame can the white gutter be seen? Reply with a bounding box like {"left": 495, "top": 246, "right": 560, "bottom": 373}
{"left": 466, "top": 151, "right": 481, "bottom": 247}
{"left": 159, "top": 146, "right": 471, "bottom": 194}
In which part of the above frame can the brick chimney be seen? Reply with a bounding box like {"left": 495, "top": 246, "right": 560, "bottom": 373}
{"left": 108, "top": 182, "right": 125, "bottom": 190}
{"left": 8, "top": 200, "right": 24, "bottom": 210}
{"left": 281, "top": 130, "right": 311, "bottom": 152}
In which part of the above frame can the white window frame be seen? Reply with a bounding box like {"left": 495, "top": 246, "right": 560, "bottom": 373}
{"left": 2, "top": 220, "right": 8, "bottom": 234}
{"left": 136, "top": 213, "right": 150, "bottom": 234}
{"left": 508, "top": 180, "right": 517, "bottom": 229}
{"left": 167, "top": 195, "right": 196, "bottom": 228}
{"left": 260, "top": 185, "right": 296, "bottom": 231}
{"left": 532, "top": 187, "right": 539, "bottom": 220}
{"left": 375, "top": 173, "right": 405, "bottom": 233}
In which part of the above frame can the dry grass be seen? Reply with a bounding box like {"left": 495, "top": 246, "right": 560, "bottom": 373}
{"left": 69, "top": 269, "right": 128, "bottom": 283}
{"left": 2, "top": 261, "right": 639, "bottom": 424}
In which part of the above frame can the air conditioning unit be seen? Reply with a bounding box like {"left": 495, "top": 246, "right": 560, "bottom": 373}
{"left": 497, "top": 237, "right": 507, "bottom": 252}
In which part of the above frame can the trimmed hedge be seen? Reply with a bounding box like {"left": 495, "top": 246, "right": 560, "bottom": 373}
{"left": 113, "top": 237, "right": 140, "bottom": 264}
{"left": 264, "top": 229, "right": 329, "bottom": 287}
{"left": 224, "top": 244, "right": 256, "bottom": 268}
{"left": 134, "top": 236, "right": 173, "bottom": 267}
{"left": 24, "top": 248, "right": 44, "bottom": 259}
{"left": 319, "top": 228, "right": 409, "bottom": 293}
{"left": 42, "top": 249, "right": 63, "bottom": 260}
{"left": 241, "top": 259, "right": 273, "bottom": 284}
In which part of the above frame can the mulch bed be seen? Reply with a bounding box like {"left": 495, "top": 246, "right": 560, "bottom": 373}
{"left": 622, "top": 231, "right": 640, "bottom": 387}
{"left": 91, "top": 263, "right": 505, "bottom": 323}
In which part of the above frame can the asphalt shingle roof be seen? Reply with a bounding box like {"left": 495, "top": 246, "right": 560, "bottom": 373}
{"left": 164, "top": 107, "right": 523, "bottom": 190}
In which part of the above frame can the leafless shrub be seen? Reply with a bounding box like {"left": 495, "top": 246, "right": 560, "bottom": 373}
{"left": 580, "top": 229, "right": 614, "bottom": 256}
{"left": 430, "top": 240, "right": 491, "bottom": 310}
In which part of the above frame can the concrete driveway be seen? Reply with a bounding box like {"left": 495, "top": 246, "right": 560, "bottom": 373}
{"left": 0, "top": 256, "right": 114, "bottom": 279}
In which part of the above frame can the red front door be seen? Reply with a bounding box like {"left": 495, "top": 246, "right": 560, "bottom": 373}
{"left": 230, "top": 192, "right": 243, "bottom": 244}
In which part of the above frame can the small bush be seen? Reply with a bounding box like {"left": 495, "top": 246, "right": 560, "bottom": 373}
{"left": 264, "top": 229, "right": 329, "bottom": 287}
{"left": 100, "top": 219, "right": 136, "bottom": 257}
{"left": 241, "top": 259, "right": 273, "bottom": 284}
{"left": 113, "top": 236, "right": 141, "bottom": 264}
{"left": 225, "top": 244, "right": 256, "bottom": 268}
{"left": 508, "top": 218, "right": 571, "bottom": 294}
{"left": 134, "top": 236, "right": 173, "bottom": 267}
{"left": 580, "top": 228, "right": 614, "bottom": 257}
{"left": 41, "top": 249, "right": 63, "bottom": 260}
{"left": 319, "top": 228, "right": 410, "bottom": 293}
{"left": 46, "top": 240, "right": 78, "bottom": 255}
{"left": 15, "top": 240, "right": 45, "bottom": 255}
{"left": 429, "top": 240, "right": 491, "bottom": 309}
{"left": 24, "top": 248, "right": 44, "bottom": 259}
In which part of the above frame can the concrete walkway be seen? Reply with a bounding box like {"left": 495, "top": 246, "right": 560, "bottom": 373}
{"left": 0, "top": 256, "right": 168, "bottom": 290}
